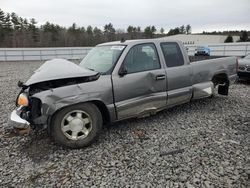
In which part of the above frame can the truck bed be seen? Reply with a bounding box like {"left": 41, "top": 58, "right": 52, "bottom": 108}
{"left": 191, "top": 56, "right": 237, "bottom": 85}
{"left": 189, "top": 56, "right": 226, "bottom": 63}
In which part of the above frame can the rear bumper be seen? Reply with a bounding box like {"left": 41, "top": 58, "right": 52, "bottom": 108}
{"left": 10, "top": 106, "right": 30, "bottom": 129}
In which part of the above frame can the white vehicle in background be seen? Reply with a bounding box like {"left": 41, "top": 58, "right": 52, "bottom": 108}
{"left": 238, "top": 54, "right": 250, "bottom": 80}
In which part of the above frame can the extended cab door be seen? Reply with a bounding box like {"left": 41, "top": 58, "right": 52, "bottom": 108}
{"left": 160, "top": 42, "right": 193, "bottom": 107}
{"left": 112, "top": 43, "right": 167, "bottom": 120}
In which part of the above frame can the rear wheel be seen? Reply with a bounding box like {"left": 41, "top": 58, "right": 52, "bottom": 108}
{"left": 51, "top": 103, "right": 102, "bottom": 148}
{"left": 212, "top": 74, "right": 229, "bottom": 96}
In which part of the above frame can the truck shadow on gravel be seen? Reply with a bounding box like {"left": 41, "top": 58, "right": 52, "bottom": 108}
{"left": 18, "top": 132, "right": 59, "bottom": 164}
{"left": 237, "top": 80, "right": 250, "bottom": 85}
{"left": 17, "top": 96, "right": 232, "bottom": 164}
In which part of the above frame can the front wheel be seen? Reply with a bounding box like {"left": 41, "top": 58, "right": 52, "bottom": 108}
{"left": 51, "top": 103, "right": 103, "bottom": 148}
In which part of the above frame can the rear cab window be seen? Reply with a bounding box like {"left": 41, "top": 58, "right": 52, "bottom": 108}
{"left": 160, "top": 42, "right": 184, "bottom": 67}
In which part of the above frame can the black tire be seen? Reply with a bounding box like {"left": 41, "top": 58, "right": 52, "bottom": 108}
{"left": 236, "top": 76, "right": 240, "bottom": 83}
{"left": 51, "top": 103, "right": 103, "bottom": 148}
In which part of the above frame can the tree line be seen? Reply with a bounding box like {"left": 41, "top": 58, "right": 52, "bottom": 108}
{"left": 0, "top": 9, "right": 195, "bottom": 47}
{"left": 0, "top": 8, "right": 249, "bottom": 47}
{"left": 202, "top": 30, "right": 250, "bottom": 43}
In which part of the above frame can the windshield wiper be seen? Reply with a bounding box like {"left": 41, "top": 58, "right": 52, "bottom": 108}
{"left": 87, "top": 68, "right": 95, "bottom": 71}
{"left": 83, "top": 66, "right": 96, "bottom": 72}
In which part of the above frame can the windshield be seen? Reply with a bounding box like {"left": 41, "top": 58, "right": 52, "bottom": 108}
{"left": 79, "top": 45, "right": 126, "bottom": 73}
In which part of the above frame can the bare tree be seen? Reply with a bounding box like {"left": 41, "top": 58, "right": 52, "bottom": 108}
{"left": 160, "top": 28, "right": 165, "bottom": 34}
{"left": 180, "top": 25, "right": 185, "bottom": 34}
{"left": 144, "top": 26, "right": 156, "bottom": 38}
{"left": 186, "top": 24, "right": 191, "bottom": 34}
{"left": 104, "top": 23, "right": 116, "bottom": 41}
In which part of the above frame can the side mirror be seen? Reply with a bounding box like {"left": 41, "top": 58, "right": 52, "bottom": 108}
{"left": 118, "top": 66, "right": 128, "bottom": 77}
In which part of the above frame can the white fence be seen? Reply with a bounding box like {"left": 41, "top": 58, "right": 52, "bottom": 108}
{"left": 0, "top": 42, "right": 250, "bottom": 61}
{"left": 186, "top": 42, "right": 250, "bottom": 56}
{"left": 0, "top": 47, "right": 92, "bottom": 61}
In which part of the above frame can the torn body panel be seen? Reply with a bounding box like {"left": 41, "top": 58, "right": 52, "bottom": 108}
{"left": 192, "top": 81, "right": 214, "bottom": 100}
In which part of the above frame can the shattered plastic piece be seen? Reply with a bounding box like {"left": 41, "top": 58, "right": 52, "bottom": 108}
{"left": 15, "top": 127, "right": 31, "bottom": 135}
{"left": 159, "top": 148, "right": 185, "bottom": 156}
{"left": 132, "top": 130, "right": 145, "bottom": 139}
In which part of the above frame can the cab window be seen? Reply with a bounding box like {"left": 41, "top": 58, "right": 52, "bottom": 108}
{"left": 161, "top": 42, "right": 184, "bottom": 67}
{"left": 122, "top": 43, "right": 160, "bottom": 74}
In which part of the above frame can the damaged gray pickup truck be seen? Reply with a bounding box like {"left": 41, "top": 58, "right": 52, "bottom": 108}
{"left": 10, "top": 39, "right": 238, "bottom": 148}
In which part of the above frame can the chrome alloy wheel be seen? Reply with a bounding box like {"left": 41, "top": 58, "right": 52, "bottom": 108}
{"left": 61, "top": 110, "right": 92, "bottom": 140}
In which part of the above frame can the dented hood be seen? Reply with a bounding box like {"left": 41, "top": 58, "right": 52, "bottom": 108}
{"left": 25, "top": 59, "right": 98, "bottom": 86}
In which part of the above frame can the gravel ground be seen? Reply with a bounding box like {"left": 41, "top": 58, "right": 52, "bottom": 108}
{"left": 0, "top": 61, "right": 249, "bottom": 187}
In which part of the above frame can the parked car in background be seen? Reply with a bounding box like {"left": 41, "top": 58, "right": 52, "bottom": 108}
{"left": 195, "top": 46, "right": 210, "bottom": 56}
{"left": 238, "top": 54, "right": 250, "bottom": 80}
{"left": 10, "top": 39, "right": 237, "bottom": 148}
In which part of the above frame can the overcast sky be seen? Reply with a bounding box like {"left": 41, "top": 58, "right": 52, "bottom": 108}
{"left": 1, "top": 0, "right": 250, "bottom": 33}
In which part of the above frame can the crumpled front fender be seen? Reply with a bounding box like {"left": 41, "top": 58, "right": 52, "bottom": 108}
{"left": 32, "top": 83, "right": 112, "bottom": 125}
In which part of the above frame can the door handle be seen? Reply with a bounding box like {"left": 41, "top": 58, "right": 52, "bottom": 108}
{"left": 155, "top": 75, "right": 166, "bottom": 80}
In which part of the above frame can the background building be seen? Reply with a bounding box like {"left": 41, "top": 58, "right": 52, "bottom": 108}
{"left": 163, "top": 34, "right": 240, "bottom": 45}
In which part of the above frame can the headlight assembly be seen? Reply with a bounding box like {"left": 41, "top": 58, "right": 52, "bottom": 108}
{"left": 17, "top": 93, "right": 29, "bottom": 106}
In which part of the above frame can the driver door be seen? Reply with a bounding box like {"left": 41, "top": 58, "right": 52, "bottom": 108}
{"left": 112, "top": 43, "right": 167, "bottom": 120}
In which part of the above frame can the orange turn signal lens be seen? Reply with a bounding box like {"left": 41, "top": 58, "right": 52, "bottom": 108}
{"left": 17, "top": 93, "right": 29, "bottom": 106}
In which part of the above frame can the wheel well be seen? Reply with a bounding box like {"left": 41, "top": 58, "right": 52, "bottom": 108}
{"left": 212, "top": 73, "right": 230, "bottom": 95}
{"left": 212, "top": 73, "right": 229, "bottom": 86}
{"left": 48, "top": 100, "right": 111, "bottom": 132}
{"left": 91, "top": 100, "right": 110, "bottom": 124}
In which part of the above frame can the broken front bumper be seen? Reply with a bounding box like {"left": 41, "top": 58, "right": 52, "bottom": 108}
{"left": 10, "top": 106, "right": 30, "bottom": 129}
